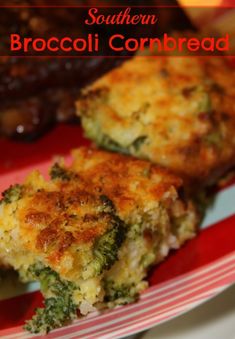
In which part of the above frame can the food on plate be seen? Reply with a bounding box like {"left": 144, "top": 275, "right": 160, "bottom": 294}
{"left": 0, "top": 147, "right": 198, "bottom": 333}
{"left": 76, "top": 56, "right": 235, "bottom": 185}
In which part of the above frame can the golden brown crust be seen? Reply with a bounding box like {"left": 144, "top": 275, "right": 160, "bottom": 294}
{"left": 71, "top": 147, "right": 182, "bottom": 220}
{"left": 0, "top": 147, "right": 197, "bottom": 280}
{"left": 18, "top": 185, "right": 114, "bottom": 265}
{"left": 76, "top": 56, "right": 235, "bottom": 185}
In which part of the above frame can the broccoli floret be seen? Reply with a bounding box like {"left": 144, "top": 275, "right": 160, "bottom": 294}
{"left": 99, "top": 134, "right": 129, "bottom": 154}
{"left": 104, "top": 280, "right": 138, "bottom": 304}
{"left": 130, "top": 136, "right": 148, "bottom": 152}
{"left": 24, "top": 296, "right": 77, "bottom": 334}
{"left": 83, "top": 216, "right": 127, "bottom": 279}
{"left": 24, "top": 264, "right": 77, "bottom": 334}
{"left": 0, "top": 184, "right": 22, "bottom": 204}
{"left": 93, "top": 217, "right": 126, "bottom": 273}
{"left": 203, "top": 132, "right": 222, "bottom": 148}
{"left": 99, "top": 194, "right": 115, "bottom": 213}
{"left": 98, "top": 134, "right": 148, "bottom": 155}
{"left": 50, "top": 163, "right": 71, "bottom": 181}
{"left": 50, "top": 163, "right": 77, "bottom": 181}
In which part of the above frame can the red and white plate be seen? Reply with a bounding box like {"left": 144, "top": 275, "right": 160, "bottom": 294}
{"left": 0, "top": 125, "right": 235, "bottom": 339}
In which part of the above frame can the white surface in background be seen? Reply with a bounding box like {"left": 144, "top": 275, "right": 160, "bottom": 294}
{"left": 141, "top": 284, "right": 235, "bottom": 339}
{"left": 201, "top": 185, "right": 235, "bottom": 229}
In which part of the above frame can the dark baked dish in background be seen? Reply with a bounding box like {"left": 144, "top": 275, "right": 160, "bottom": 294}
{"left": 0, "top": 1, "right": 125, "bottom": 140}
{"left": 0, "top": 0, "right": 193, "bottom": 141}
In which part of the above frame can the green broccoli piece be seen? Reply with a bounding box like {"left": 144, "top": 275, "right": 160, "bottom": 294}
{"left": 24, "top": 296, "right": 77, "bottom": 334}
{"left": 100, "top": 134, "right": 129, "bottom": 155}
{"left": 130, "top": 136, "right": 148, "bottom": 152}
{"left": 93, "top": 217, "right": 126, "bottom": 273}
{"left": 83, "top": 216, "right": 127, "bottom": 279}
{"left": 203, "top": 132, "right": 222, "bottom": 148}
{"left": 24, "top": 264, "right": 77, "bottom": 334}
{"left": 50, "top": 163, "right": 71, "bottom": 181}
{"left": 0, "top": 184, "right": 22, "bottom": 204}
{"left": 50, "top": 163, "right": 78, "bottom": 181}
{"left": 99, "top": 194, "right": 115, "bottom": 213}
{"left": 98, "top": 134, "right": 148, "bottom": 155}
{"left": 104, "top": 280, "right": 138, "bottom": 304}
{"left": 198, "top": 91, "right": 212, "bottom": 113}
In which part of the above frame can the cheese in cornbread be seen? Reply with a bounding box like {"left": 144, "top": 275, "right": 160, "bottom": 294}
{"left": 0, "top": 147, "right": 198, "bottom": 333}
{"left": 76, "top": 56, "right": 235, "bottom": 185}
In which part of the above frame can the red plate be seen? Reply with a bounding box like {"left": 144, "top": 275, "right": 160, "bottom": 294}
{"left": 0, "top": 125, "right": 235, "bottom": 338}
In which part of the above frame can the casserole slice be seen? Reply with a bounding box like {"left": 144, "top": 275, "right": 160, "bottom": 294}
{"left": 0, "top": 147, "right": 198, "bottom": 333}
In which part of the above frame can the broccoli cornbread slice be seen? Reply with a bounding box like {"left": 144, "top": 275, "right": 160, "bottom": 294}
{"left": 76, "top": 56, "right": 235, "bottom": 185}
{"left": 0, "top": 147, "right": 198, "bottom": 333}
